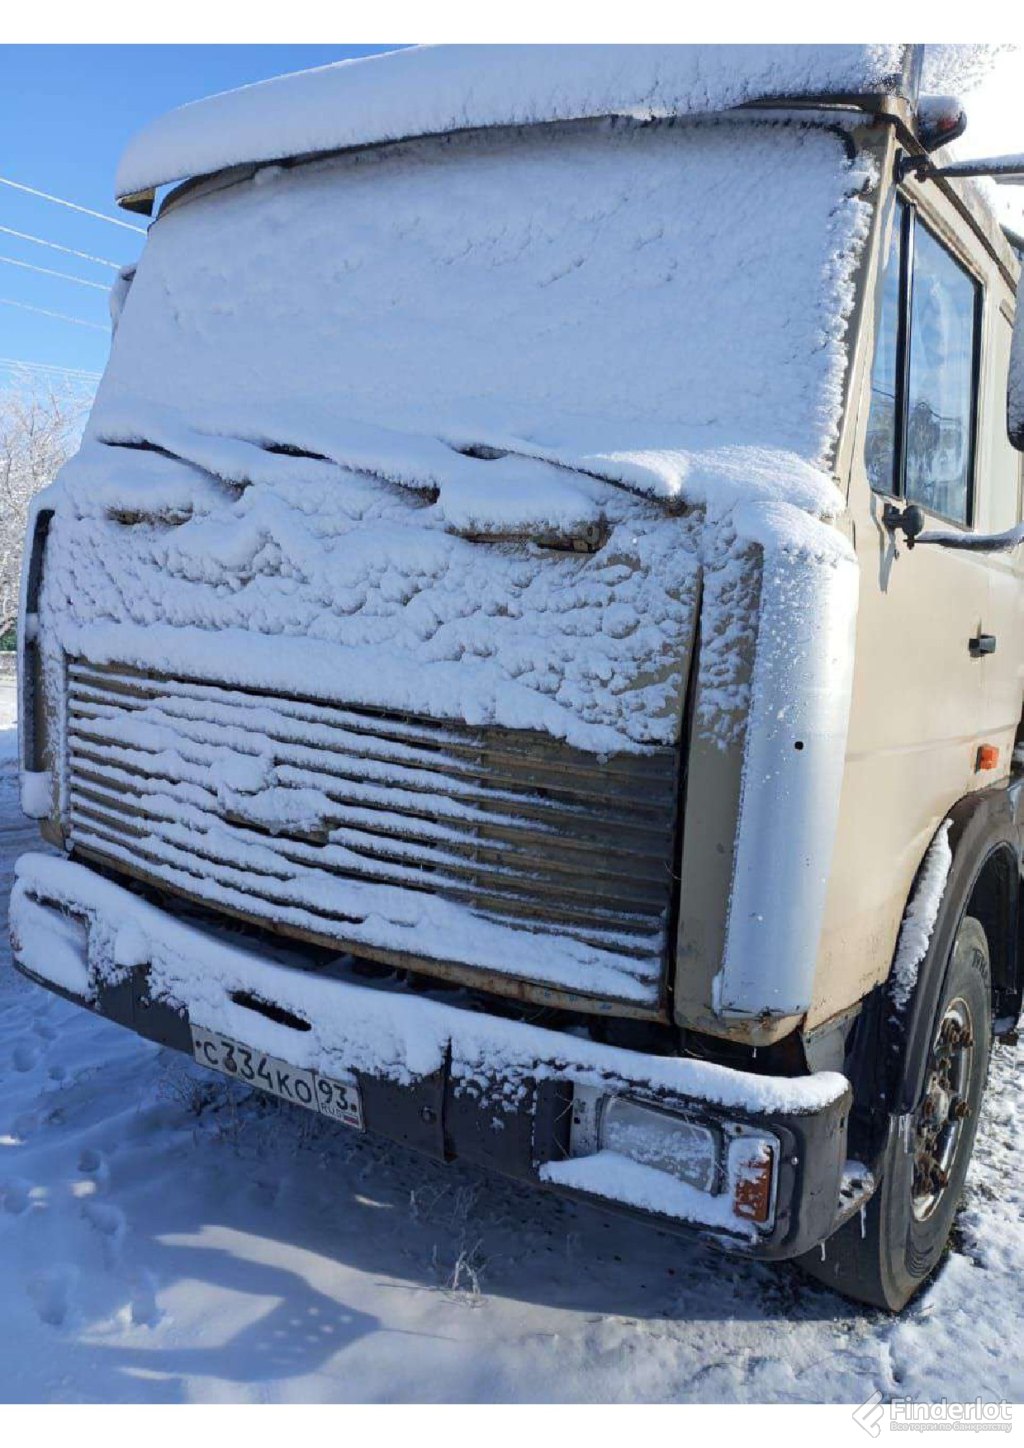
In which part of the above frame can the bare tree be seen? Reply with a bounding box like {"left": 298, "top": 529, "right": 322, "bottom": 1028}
{"left": 0, "top": 375, "right": 90, "bottom": 641}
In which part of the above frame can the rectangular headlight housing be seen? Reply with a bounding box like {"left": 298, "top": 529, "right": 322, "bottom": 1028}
{"left": 599, "top": 1095, "right": 718, "bottom": 1192}
{"left": 569, "top": 1085, "right": 779, "bottom": 1229}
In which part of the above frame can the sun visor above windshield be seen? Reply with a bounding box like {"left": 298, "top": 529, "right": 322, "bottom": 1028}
{"left": 115, "top": 42, "right": 920, "bottom": 206}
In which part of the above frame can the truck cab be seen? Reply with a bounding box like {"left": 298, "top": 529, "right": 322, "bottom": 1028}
{"left": 10, "top": 44, "right": 1024, "bottom": 1311}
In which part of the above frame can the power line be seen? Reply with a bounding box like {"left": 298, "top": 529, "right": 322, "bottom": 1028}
{"left": 0, "top": 175, "right": 147, "bottom": 235}
{"left": 0, "top": 355, "right": 101, "bottom": 380}
{"left": 0, "top": 297, "right": 107, "bottom": 331}
{"left": 0, "top": 365, "right": 99, "bottom": 393}
{"left": 0, "top": 224, "right": 120, "bottom": 269}
{"left": 0, "top": 357, "right": 100, "bottom": 375}
{"left": 0, "top": 254, "right": 108, "bottom": 291}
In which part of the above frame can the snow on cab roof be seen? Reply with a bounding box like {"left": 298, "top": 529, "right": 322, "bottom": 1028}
{"left": 115, "top": 42, "right": 915, "bottom": 204}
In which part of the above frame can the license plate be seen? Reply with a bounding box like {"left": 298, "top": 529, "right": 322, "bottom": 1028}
{"left": 190, "top": 1025, "right": 364, "bottom": 1129}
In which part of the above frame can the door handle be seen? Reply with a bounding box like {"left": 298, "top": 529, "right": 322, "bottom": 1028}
{"left": 969, "top": 633, "right": 997, "bottom": 657}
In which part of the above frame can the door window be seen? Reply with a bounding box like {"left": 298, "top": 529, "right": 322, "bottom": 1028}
{"left": 864, "top": 200, "right": 981, "bottom": 526}
{"left": 904, "top": 225, "right": 979, "bottom": 523}
{"left": 865, "top": 201, "right": 904, "bottom": 493}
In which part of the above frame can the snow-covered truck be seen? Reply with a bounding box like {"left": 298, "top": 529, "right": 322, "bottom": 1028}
{"left": 9, "top": 45, "right": 1024, "bottom": 1311}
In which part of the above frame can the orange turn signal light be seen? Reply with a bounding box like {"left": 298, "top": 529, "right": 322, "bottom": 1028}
{"left": 731, "top": 1140, "right": 776, "bottom": 1225}
{"left": 976, "top": 744, "right": 1000, "bottom": 772}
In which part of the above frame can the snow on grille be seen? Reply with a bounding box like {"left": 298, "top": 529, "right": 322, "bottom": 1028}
{"left": 63, "top": 661, "right": 680, "bottom": 1008}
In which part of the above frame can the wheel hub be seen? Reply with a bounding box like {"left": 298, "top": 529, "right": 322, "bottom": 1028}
{"left": 911, "top": 997, "right": 975, "bottom": 1221}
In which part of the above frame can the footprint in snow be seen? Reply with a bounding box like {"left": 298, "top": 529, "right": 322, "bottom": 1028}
{"left": 12, "top": 1042, "right": 39, "bottom": 1073}
{"left": 128, "top": 1269, "right": 163, "bottom": 1328}
{"left": 0, "top": 1177, "right": 34, "bottom": 1216}
{"left": 26, "top": 1265, "right": 78, "bottom": 1328}
{"left": 82, "top": 1198, "right": 126, "bottom": 1255}
{"left": 77, "top": 1146, "right": 108, "bottom": 1181}
{"left": 85, "top": 1213, "right": 127, "bottom": 1272}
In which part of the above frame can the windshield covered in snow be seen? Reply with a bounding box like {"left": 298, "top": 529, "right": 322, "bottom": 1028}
{"left": 91, "top": 115, "right": 875, "bottom": 490}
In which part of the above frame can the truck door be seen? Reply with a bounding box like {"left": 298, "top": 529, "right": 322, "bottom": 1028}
{"left": 856, "top": 188, "right": 991, "bottom": 805}
{"left": 816, "top": 179, "right": 1010, "bottom": 1013}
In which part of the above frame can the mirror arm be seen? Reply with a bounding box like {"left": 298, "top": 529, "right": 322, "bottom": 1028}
{"left": 914, "top": 526, "right": 1024, "bottom": 554}
{"left": 883, "top": 501, "right": 1024, "bottom": 554}
{"left": 896, "top": 151, "right": 1024, "bottom": 186}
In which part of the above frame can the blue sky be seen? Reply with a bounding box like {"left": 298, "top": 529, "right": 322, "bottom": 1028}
{"left": 0, "top": 45, "right": 402, "bottom": 383}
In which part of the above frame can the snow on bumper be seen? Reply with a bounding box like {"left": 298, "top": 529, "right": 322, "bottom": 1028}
{"left": 9, "top": 852, "right": 853, "bottom": 1255}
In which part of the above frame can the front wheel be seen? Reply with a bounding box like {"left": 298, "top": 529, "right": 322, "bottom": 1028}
{"left": 801, "top": 914, "right": 992, "bottom": 1311}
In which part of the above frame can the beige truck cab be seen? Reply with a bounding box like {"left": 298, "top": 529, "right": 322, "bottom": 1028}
{"left": 9, "top": 44, "right": 1024, "bottom": 1310}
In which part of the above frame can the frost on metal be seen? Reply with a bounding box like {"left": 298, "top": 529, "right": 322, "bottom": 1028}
{"left": 115, "top": 42, "right": 911, "bottom": 199}
{"left": 714, "top": 536, "right": 860, "bottom": 1021}
{"left": 890, "top": 821, "right": 954, "bottom": 1011}
{"left": 35, "top": 108, "right": 877, "bottom": 1002}
{"left": 11, "top": 851, "right": 851, "bottom": 1118}
{"left": 54, "top": 118, "right": 873, "bottom": 741}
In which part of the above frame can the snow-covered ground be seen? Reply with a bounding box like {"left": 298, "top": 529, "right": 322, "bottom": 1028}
{"left": 0, "top": 684, "right": 1021, "bottom": 1403}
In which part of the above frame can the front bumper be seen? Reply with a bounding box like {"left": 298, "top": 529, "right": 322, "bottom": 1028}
{"left": 9, "top": 851, "right": 858, "bottom": 1259}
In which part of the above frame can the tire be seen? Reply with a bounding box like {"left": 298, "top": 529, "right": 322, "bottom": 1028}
{"left": 800, "top": 914, "right": 992, "bottom": 1312}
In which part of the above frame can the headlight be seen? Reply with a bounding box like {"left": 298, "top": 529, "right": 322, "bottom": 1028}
{"left": 569, "top": 1085, "right": 779, "bottom": 1228}
{"left": 599, "top": 1096, "right": 717, "bottom": 1192}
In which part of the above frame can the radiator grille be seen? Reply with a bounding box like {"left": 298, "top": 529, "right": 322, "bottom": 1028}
{"left": 64, "top": 660, "right": 680, "bottom": 1008}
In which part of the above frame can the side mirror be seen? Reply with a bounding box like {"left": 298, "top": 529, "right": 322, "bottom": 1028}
{"left": 883, "top": 501, "right": 926, "bottom": 548}
{"left": 916, "top": 97, "right": 968, "bottom": 155}
{"left": 883, "top": 498, "right": 1024, "bottom": 555}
